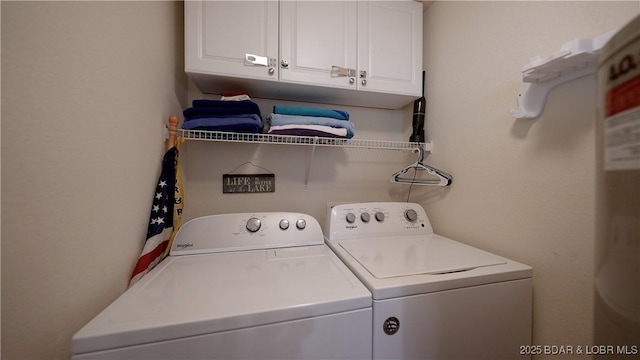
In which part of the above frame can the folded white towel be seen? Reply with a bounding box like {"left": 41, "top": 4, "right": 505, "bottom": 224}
{"left": 221, "top": 94, "right": 251, "bottom": 101}
{"left": 268, "top": 124, "right": 348, "bottom": 137}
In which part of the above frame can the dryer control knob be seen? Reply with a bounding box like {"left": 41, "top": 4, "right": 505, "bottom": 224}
{"left": 246, "top": 217, "right": 261, "bottom": 232}
{"left": 375, "top": 212, "right": 385, "bottom": 222}
{"left": 404, "top": 209, "right": 418, "bottom": 222}
{"left": 296, "top": 219, "right": 306, "bottom": 230}
{"left": 279, "top": 219, "right": 290, "bottom": 230}
{"left": 361, "top": 212, "right": 371, "bottom": 223}
{"left": 346, "top": 213, "right": 356, "bottom": 223}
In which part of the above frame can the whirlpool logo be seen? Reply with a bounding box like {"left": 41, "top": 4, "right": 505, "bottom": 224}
{"left": 176, "top": 243, "right": 194, "bottom": 249}
{"left": 346, "top": 225, "right": 358, "bottom": 230}
{"left": 384, "top": 317, "right": 400, "bottom": 335}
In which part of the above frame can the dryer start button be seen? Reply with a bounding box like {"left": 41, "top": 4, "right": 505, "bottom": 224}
{"left": 404, "top": 209, "right": 418, "bottom": 222}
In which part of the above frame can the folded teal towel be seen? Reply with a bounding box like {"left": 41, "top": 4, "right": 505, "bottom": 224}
{"left": 273, "top": 105, "right": 349, "bottom": 120}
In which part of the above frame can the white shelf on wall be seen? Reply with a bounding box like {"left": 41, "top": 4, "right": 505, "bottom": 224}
{"left": 178, "top": 129, "right": 432, "bottom": 152}
{"left": 510, "top": 29, "right": 618, "bottom": 119}
{"left": 177, "top": 129, "right": 432, "bottom": 187}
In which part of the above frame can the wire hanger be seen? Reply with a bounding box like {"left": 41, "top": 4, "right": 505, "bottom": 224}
{"left": 226, "top": 161, "right": 273, "bottom": 175}
{"left": 390, "top": 146, "right": 452, "bottom": 186}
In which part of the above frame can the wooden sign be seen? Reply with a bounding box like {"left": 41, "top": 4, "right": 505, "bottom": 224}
{"left": 223, "top": 174, "right": 275, "bottom": 193}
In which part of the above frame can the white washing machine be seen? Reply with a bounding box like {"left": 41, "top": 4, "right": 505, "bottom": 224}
{"left": 72, "top": 212, "right": 372, "bottom": 359}
{"left": 325, "top": 202, "right": 533, "bottom": 360}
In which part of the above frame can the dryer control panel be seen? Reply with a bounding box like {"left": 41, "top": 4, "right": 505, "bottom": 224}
{"left": 171, "top": 212, "right": 324, "bottom": 256}
{"left": 325, "top": 202, "right": 434, "bottom": 241}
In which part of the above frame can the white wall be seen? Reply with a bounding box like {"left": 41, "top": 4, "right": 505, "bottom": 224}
{"left": 1, "top": 1, "right": 186, "bottom": 359}
{"left": 421, "top": 0, "right": 639, "bottom": 356}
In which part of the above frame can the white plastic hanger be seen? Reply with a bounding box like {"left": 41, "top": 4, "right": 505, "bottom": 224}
{"left": 390, "top": 146, "right": 452, "bottom": 186}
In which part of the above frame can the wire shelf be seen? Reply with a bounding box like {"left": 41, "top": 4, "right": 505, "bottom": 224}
{"left": 178, "top": 129, "right": 430, "bottom": 151}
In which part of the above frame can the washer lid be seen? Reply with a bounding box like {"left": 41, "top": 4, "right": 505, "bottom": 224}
{"left": 339, "top": 234, "right": 507, "bottom": 278}
{"left": 72, "top": 245, "right": 371, "bottom": 355}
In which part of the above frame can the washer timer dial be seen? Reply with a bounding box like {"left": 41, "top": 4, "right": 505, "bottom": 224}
{"left": 246, "top": 217, "right": 262, "bottom": 232}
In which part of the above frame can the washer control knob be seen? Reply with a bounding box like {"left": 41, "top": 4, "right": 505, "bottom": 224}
{"left": 279, "top": 219, "right": 290, "bottom": 230}
{"left": 345, "top": 213, "right": 356, "bottom": 223}
{"left": 296, "top": 219, "right": 306, "bottom": 230}
{"left": 404, "top": 209, "right": 418, "bottom": 222}
{"left": 361, "top": 212, "right": 371, "bottom": 223}
{"left": 375, "top": 212, "right": 385, "bottom": 222}
{"left": 246, "top": 217, "right": 261, "bottom": 232}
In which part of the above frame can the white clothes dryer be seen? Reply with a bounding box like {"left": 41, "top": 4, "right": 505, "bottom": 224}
{"left": 325, "top": 202, "right": 533, "bottom": 360}
{"left": 72, "top": 212, "right": 372, "bottom": 359}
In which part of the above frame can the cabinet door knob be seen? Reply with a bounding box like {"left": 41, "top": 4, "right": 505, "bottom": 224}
{"left": 268, "top": 68, "right": 275, "bottom": 75}
{"left": 349, "top": 77, "right": 355, "bottom": 84}
{"left": 361, "top": 79, "right": 367, "bottom": 86}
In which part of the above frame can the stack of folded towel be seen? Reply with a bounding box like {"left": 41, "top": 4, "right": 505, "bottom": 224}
{"left": 267, "top": 105, "right": 355, "bottom": 138}
{"left": 181, "top": 96, "right": 263, "bottom": 133}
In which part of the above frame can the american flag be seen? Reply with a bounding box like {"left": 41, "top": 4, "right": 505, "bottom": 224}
{"left": 130, "top": 145, "right": 183, "bottom": 286}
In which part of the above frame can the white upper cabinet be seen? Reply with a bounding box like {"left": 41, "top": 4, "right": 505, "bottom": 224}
{"left": 185, "top": 1, "right": 279, "bottom": 83}
{"left": 279, "top": 1, "right": 358, "bottom": 89}
{"left": 185, "top": 1, "right": 423, "bottom": 109}
{"left": 358, "top": 1, "right": 423, "bottom": 96}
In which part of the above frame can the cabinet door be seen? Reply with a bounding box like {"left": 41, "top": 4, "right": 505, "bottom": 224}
{"left": 358, "top": 1, "right": 423, "bottom": 96}
{"left": 280, "top": 1, "right": 357, "bottom": 89}
{"left": 185, "top": 1, "right": 279, "bottom": 81}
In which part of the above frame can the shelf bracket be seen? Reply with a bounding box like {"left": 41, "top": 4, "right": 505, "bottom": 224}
{"left": 304, "top": 138, "right": 319, "bottom": 189}
{"left": 510, "top": 65, "right": 596, "bottom": 119}
{"left": 510, "top": 29, "right": 617, "bottom": 120}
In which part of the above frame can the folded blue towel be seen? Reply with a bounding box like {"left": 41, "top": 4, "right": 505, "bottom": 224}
{"left": 184, "top": 100, "right": 261, "bottom": 120}
{"left": 268, "top": 113, "right": 355, "bottom": 138}
{"left": 181, "top": 114, "right": 263, "bottom": 133}
{"left": 273, "top": 105, "right": 349, "bottom": 120}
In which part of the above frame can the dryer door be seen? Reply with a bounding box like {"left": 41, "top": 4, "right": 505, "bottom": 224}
{"left": 372, "top": 278, "right": 532, "bottom": 360}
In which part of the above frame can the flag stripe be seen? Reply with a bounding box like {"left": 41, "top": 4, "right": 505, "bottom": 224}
{"left": 130, "top": 227, "right": 173, "bottom": 279}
